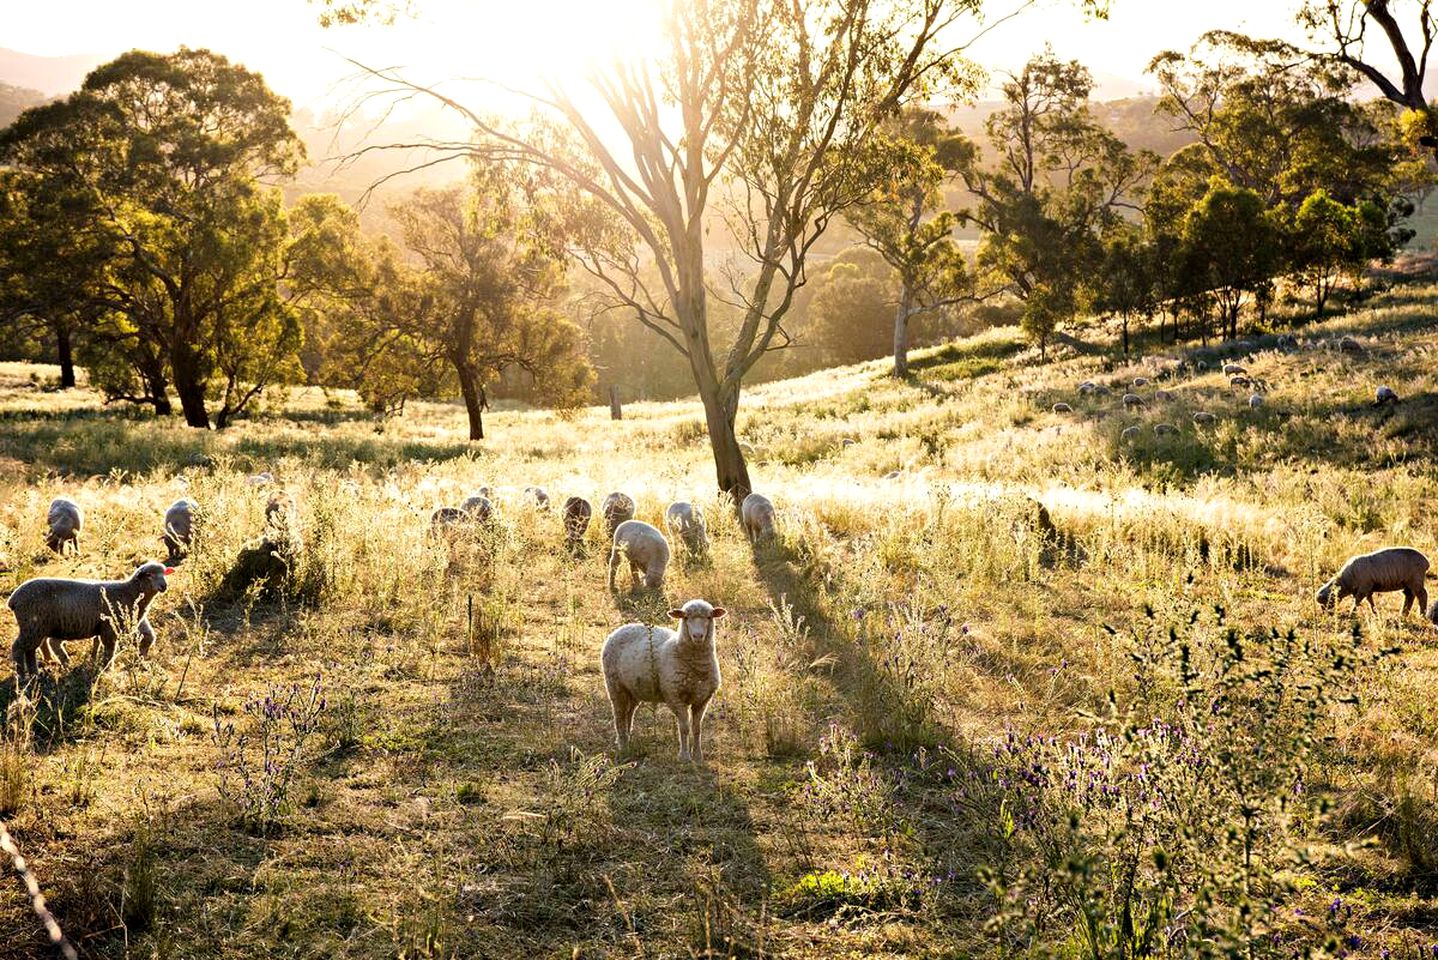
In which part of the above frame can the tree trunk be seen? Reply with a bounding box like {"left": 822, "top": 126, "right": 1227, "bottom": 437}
{"left": 455, "top": 360, "right": 486, "bottom": 441}
{"left": 609, "top": 385, "right": 622, "bottom": 420}
{"left": 55, "top": 324, "right": 75, "bottom": 389}
{"left": 170, "top": 343, "right": 211, "bottom": 429}
{"left": 1121, "top": 313, "right": 1130, "bottom": 359}
{"left": 700, "top": 384, "right": 751, "bottom": 505}
{"left": 892, "top": 287, "right": 914, "bottom": 378}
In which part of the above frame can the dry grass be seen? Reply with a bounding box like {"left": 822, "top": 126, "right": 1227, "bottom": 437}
{"left": 0, "top": 283, "right": 1436, "bottom": 956}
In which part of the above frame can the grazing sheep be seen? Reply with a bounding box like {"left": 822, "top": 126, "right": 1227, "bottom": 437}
{"left": 8, "top": 561, "right": 170, "bottom": 679}
{"left": 741, "top": 493, "right": 777, "bottom": 543}
{"left": 1317, "top": 547, "right": 1430, "bottom": 616}
{"left": 1132, "top": 377, "right": 1150, "bottom": 388}
{"left": 562, "top": 496, "right": 592, "bottom": 549}
{"left": 1077, "top": 381, "right": 1097, "bottom": 395}
{"left": 1120, "top": 426, "right": 1140, "bottom": 442}
{"left": 1122, "top": 393, "right": 1145, "bottom": 410}
{"left": 600, "top": 599, "right": 727, "bottom": 761}
{"left": 883, "top": 470, "right": 902, "bottom": 480}
{"left": 1276, "top": 334, "right": 1298, "bottom": 351}
{"left": 1093, "top": 384, "right": 1113, "bottom": 396}
{"left": 1223, "top": 363, "right": 1246, "bottom": 375}
{"left": 665, "top": 502, "right": 709, "bottom": 554}
{"left": 602, "top": 492, "right": 636, "bottom": 539}
{"left": 1195, "top": 360, "right": 1209, "bottom": 372}
{"left": 840, "top": 437, "right": 858, "bottom": 448}
{"left": 461, "top": 495, "right": 494, "bottom": 523}
{"left": 1339, "top": 336, "right": 1365, "bottom": 355}
{"left": 1229, "top": 375, "right": 1251, "bottom": 388}
{"left": 1154, "top": 389, "right": 1174, "bottom": 402}
{"left": 1376, "top": 385, "right": 1399, "bottom": 406}
{"left": 1248, "top": 394, "right": 1264, "bottom": 410}
{"left": 1429, "top": 598, "right": 1438, "bottom": 627}
{"left": 430, "top": 507, "right": 467, "bottom": 533}
{"left": 608, "top": 520, "right": 671, "bottom": 591}
{"left": 1052, "top": 402, "right": 1073, "bottom": 413}
{"left": 45, "top": 498, "right": 83, "bottom": 555}
{"left": 1154, "top": 423, "right": 1179, "bottom": 437}
{"left": 161, "top": 499, "right": 198, "bottom": 565}
{"left": 246, "top": 471, "right": 275, "bottom": 487}
{"left": 524, "top": 486, "right": 551, "bottom": 511}
{"left": 1192, "top": 412, "right": 1217, "bottom": 426}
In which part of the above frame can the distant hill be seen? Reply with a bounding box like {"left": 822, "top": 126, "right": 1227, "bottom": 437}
{"left": 0, "top": 48, "right": 104, "bottom": 97}
{"left": 944, "top": 95, "right": 1195, "bottom": 159}
{"left": 0, "top": 82, "right": 47, "bottom": 128}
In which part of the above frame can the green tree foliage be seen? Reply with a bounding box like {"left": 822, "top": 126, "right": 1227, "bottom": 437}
{"left": 954, "top": 50, "right": 1153, "bottom": 360}
{"left": 1179, "top": 179, "right": 1280, "bottom": 342}
{"left": 0, "top": 48, "right": 307, "bottom": 427}
{"left": 844, "top": 111, "right": 973, "bottom": 377}
{"left": 1094, "top": 226, "right": 1156, "bottom": 359}
{"left": 319, "top": 166, "right": 594, "bottom": 438}
{"left": 803, "top": 249, "right": 897, "bottom": 367}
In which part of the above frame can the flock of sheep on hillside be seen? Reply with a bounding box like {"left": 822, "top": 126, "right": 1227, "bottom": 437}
{"left": 3, "top": 327, "right": 1435, "bottom": 762}
{"left": 6, "top": 482, "right": 782, "bottom": 760}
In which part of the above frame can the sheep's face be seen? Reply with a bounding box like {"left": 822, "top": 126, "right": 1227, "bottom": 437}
{"left": 137, "top": 562, "right": 172, "bottom": 593}
{"left": 670, "top": 601, "right": 726, "bottom": 643}
{"left": 1316, "top": 582, "right": 1336, "bottom": 609}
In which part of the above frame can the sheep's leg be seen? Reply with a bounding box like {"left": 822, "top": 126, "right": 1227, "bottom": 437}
{"left": 690, "top": 698, "right": 710, "bottom": 763}
{"left": 137, "top": 619, "right": 156, "bottom": 657}
{"left": 1365, "top": 593, "right": 1378, "bottom": 613}
{"left": 1404, "top": 589, "right": 1415, "bottom": 616}
{"left": 609, "top": 687, "right": 635, "bottom": 751}
{"left": 607, "top": 549, "right": 620, "bottom": 592}
{"left": 44, "top": 638, "right": 70, "bottom": 668}
{"left": 1418, "top": 585, "right": 1430, "bottom": 619}
{"left": 95, "top": 624, "right": 118, "bottom": 671}
{"left": 12, "top": 630, "right": 39, "bottom": 680}
{"left": 670, "top": 701, "right": 693, "bottom": 762}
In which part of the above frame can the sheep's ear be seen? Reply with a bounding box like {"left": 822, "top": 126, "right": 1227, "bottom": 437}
{"left": 710, "top": 608, "right": 727, "bottom": 620}
{"left": 668, "top": 609, "right": 686, "bottom": 620}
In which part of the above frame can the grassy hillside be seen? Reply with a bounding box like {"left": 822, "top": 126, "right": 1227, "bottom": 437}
{"left": 0, "top": 280, "right": 1436, "bottom": 957}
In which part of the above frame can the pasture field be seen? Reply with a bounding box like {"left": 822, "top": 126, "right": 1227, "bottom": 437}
{"left": 1, "top": 281, "right": 1438, "bottom": 958}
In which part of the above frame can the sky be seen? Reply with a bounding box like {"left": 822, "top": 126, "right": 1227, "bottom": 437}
{"left": 3, "top": 0, "right": 1315, "bottom": 106}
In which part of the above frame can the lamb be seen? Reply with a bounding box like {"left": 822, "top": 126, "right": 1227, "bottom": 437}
{"left": 740, "top": 493, "right": 777, "bottom": 543}
{"left": 1229, "top": 375, "right": 1252, "bottom": 388}
{"left": 1122, "top": 393, "right": 1145, "bottom": 410}
{"left": 1120, "top": 425, "right": 1141, "bottom": 442}
{"left": 45, "top": 498, "right": 83, "bottom": 555}
{"left": 600, "top": 599, "right": 727, "bottom": 761}
{"left": 1051, "top": 402, "right": 1073, "bottom": 413}
{"left": 562, "top": 496, "right": 592, "bottom": 549}
{"left": 1339, "top": 336, "right": 1365, "bottom": 355}
{"left": 1375, "top": 385, "right": 1399, "bottom": 406}
{"left": 7, "top": 561, "right": 170, "bottom": 679}
{"left": 524, "top": 486, "right": 551, "bottom": 511}
{"left": 1223, "top": 363, "right": 1246, "bottom": 376}
{"left": 1248, "top": 394, "right": 1264, "bottom": 410}
{"left": 1317, "top": 547, "right": 1430, "bottom": 616}
{"left": 1132, "top": 377, "right": 1150, "bottom": 388}
{"left": 602, "top": 492, "right": 636, "bottom": 539}
{"left": 665, "top": 501, "right": 709, "bottom": 554}
{"left": 161, "top": 498, "right": 198, "bottom": 565}
{"left": 431, "top": 507, "right": 467, "bottom": 532}
{"left": 608, "top": 520, "right": 671, "bottom": 591}
{"left": 1077, "top": 381, "right": 1097, "bottom": 395}
{"left": 1154, "top": 390, "right": 1174, "bottom": 402}
{"left": 461, "top": 495, "right": 494, "bottom": 523}
{"left": 1154, "top": 423, "right": 1179, "bottom": 437}
{"left": 1192, "top": 412, "right": 1217, "bottom": 426}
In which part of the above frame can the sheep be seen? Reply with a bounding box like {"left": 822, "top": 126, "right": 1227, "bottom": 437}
{"left": 1154, "top": 390, "right": 1174, "bottom": 402}
{"left": 8, "top": 561, "right": 170, "bottom": 679}
{"left": 1154, "top": 423, "right": 1179, "bottom": 437}
{"left": 1192, "top": 412, "right": 1217, "bottom": 426}
{"left": 840, "top": 438, "right": 858, "bottom": 448}
{"left": 45, "top": 498, "right": 83, "bottom": 555}
{"left": 461, "top": 495, "right": 494, "bottom": 523}
{"left": 602, "top": 492, "right": 636, "bottom": 539}
{"left": 1120, "top": 425, "right": 1141, "bottom": 442}
{"left": 741, "top": 493, "right": 777, "bottom": 543}
{"left": 1195, "top": 360, "right": 1209, "bottom": 372}
{"left": 1339, "top": 336, "right": 1365, "bottom": 355}
{"left": 665, "top": 501, "right": 709, "bottom": 555}
{"left": 1429, "top": 598, "right": 1438, "bottom": 628}
{"left": 1376, "top": 385, "right": 1399, "bottom": 406}
{"left": 1132, "top": 377, "right": 1150, "bottom": 388}
{"left": 1052, "top": 402, "right": 1073, "bottom": 413}
{"left": 1077, "top": 381, "right": 1097, "bottom": 395}
{"left": 1276, "top": 334, "right": 1298, "bottom": 351}
{"left": 246, "top": 471, "right": 275, "bottom": 487}
{"left": 608, "top": 520, "right": 671, "bottom": 591}
{"left": 600, "top": 599, "right": 727, "bottom": 761}
{"left": 562, "top": 496, "right": 592, "bottom": 549}
{"left": 1248, "top": 394, "right": 1264, "bottom": 410}
{"left": 524, "top": 486, "right": 551, "bottom": 511}
{"left": 1122, "top": 393, "right": 1145, "bottom": 410}
{"left": 430, "top": 507, "right": 467, "bottom": 533}
{"left": 1229, "top": 375, "right": 1252, "bottom": 388}
{"left": 1316, "top": 547, "right": 1430, "bottom": 616}
{"left": 1222, "top": 363, "right": 1247, "bottom": 376}
{"left": 883, "top": 470, "right": 902, "bottom": 480}
{"left": 161, "top": 498, "right": 198, "bottom": 565}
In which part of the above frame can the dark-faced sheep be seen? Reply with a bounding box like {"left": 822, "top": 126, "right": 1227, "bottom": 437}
{"left": 608, "top": 520, "right": 670, "bottom": 591}
{"left": 600, "top": 599, "right": 727, "bottom": 761}
{"left": 1317, "top": 547, "right": 1430, "bottom": 616}
{"left": 524, "top": 486, "right": 551, "bottom": 511}
{"left": 665, "top": 501, "right": 709, "bottom": 554}
{"left": 602, "top": 492, "right": 636, "bottom": 539}
{"left": 8, "top": 561, "right": 170, "bottom": 679}
{"left": 562, "top": 496, "right": 592, "bottom": 549}
{"left": 461, "top": 495, "right": 494, "bottom": 523}
{"left": 1376, "top": 385, "right": 1399, "bottom": 406}
{"left": 46, "top": 498, "right": 82, "bottom": 555}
